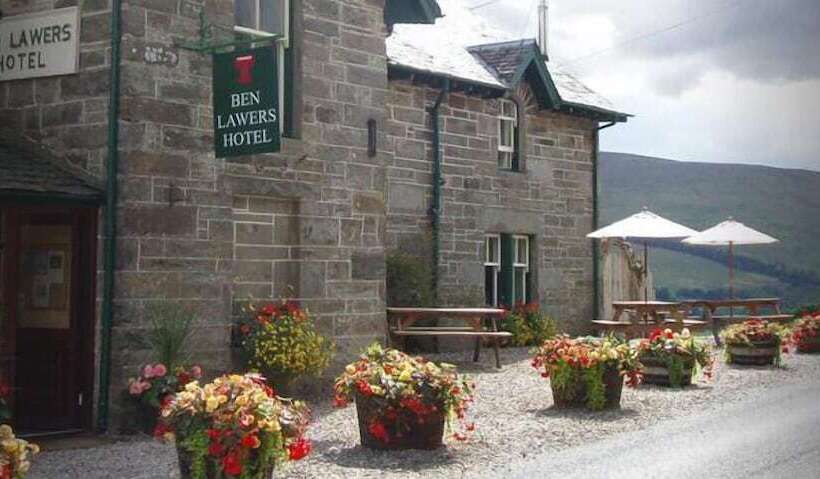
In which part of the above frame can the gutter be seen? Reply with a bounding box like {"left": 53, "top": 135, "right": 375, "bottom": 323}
{"left": 427, "top": 78, "right": 450, "bottom": 304}
{"left": 98, "top": 0, "right": 122, "bottom": 432}
{"left": 592, "top": 121, "right": 617, "bottom": 319}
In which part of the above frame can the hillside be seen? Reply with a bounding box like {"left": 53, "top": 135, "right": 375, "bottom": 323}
{"left": 598, "top": 152, "right": 820, "bottom": 308}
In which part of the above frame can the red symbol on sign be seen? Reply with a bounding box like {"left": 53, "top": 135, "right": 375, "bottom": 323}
{"left": 233, "top": 55, "right": 256, "bottom": 86}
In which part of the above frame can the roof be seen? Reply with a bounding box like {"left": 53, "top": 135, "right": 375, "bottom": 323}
{"left": 385, "top": 0, "right": 442, "bottom": 27}
{"left": 0, "top": 130, "right": 104, "bottom": 202}
{"left": 387, "top": 0, "right": 629, "bottom": 121}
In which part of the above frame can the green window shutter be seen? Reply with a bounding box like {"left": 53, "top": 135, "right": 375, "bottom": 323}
{"left": 512, "top": 123, "right": 520, "bottom": 171}
{"left": 527, "top": 234, "right": 534, "bottom": 302}
{"left": 500, "top": 234, "right": 514, "bottom": 307}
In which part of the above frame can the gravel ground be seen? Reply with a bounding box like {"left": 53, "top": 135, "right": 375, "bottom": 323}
{"left": 28, "top": 347, "right": 820, "bottom": 479}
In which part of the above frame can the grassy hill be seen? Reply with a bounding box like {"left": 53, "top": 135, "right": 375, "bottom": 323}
{"left": 598, "top": 152, "right": 820, "bottom": 309}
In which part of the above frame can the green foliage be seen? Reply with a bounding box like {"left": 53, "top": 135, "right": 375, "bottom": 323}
{"left": 549, "top": 362, "right": 576, "bottom": 399}
{"left": 386, "top": 250, "right": 434, "bottom": 307}
{"left": 145, "top": 302, "right": 196, "bottom": 369}
{"left": 583, "top": 365, "right": 606, "bottom": 411}
{"left": 180, "top": 430, "right": 210, "bottom": 479}
{"left": 666, "top": 355, "right": 687, "bottom": 388}
{"left": 502, "top": 303, "right": 556, "bottom": 346}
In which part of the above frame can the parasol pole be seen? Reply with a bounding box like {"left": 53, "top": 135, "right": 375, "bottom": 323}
{"left": 729, "top": 241, "right": 735, "bottom": 319}
{"left": 644, "top": 241, "right": 649, "bottom": 303}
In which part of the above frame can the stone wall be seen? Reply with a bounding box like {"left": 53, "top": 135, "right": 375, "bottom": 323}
{"left": 1, "top": 0, "right": 395, "bottom": 428}
{"left": 385, "top": 79, "right": 598, "bottom": 332}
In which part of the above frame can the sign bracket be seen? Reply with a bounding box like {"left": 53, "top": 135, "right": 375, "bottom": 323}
{"left": 173, "top": 10, "right": 280, "bottom": 54}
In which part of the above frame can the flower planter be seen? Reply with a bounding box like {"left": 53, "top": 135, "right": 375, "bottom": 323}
{"left": 796, "top": 336, "right": 820, "bottom": 354}
{"left": 177, "top": 448, "right": 274, "bottom": 479}
{"left": 550, "top": 366, "right": 624, "bottom": 410}
{"left": 639, "top": 356, "right": 693, "bottom": 387}
{"left": 726, "top": 341, "right": 779, "bottom": 366}
{"left": 354, "top": 393, "right": 445, "bottom": 450}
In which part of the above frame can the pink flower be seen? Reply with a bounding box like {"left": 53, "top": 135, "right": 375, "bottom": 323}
{"left": 152, "top": 364, "right": 168, "bottom": 377}
{"left": 191, "top": 365, "right": 203, "bottom": 379}
{"left": 128, "top": 378, "right": 151, "bottom": 395}
{"left": 143, "top": 365, "right": 156, "bottom": 379}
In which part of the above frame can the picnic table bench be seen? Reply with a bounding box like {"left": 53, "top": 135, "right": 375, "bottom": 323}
{"left": 678, "top": 298, "right": 794, "bottom": 344}
{"left": 592, "top": 301, "right": 710, "bottom": 338}
{"left": 386, "top": 307, "right": 511, "bottom": 368}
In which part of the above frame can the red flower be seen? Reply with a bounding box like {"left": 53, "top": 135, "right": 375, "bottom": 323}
{"left": 333, "top": 395, "right": 348, "bottom": 408}
{"left": 239, "top": 324, "right": 251, "bottom": 335}
{"left": 241, "top": 434, "right": 261, "bottom": 449}
{"left": 0, "top": 382, "right": 10, "bottom": 398}
{"left": 0, "top": 464, "right": 11, "bottom": 479}
{"left": 355, "top": 380, "right": 373, "bottom": 396}
{"left": 208, "top": 441, "right": 224, "bottom": 457}
{"left": 261, "top": 304, "right": 276, "bottom": 316}
{"left": 152, "top": 422, "right": 172, "bottom": 439}
{"left": 453, "top": 432, "right": 467, "bottom": 442}
{"left": 287, "top": 438, "right": 312, "bottom": 460}
{"left": 368, "top": 420, "right": 390, "bottom": 443}
{"left": 207, "top": 428, "right": 221, "bottom": 440}
{"left": 222, "top": 451, "right": 243, "bottom": 476}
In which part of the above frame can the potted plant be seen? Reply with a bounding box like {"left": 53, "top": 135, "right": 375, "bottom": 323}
{"left": 721, "top": 320, "right": 790, "bottom": 366}
{"left": 333, "top": 343, "right": 474, "bottom": 450}
{"left": 238, "top": 300, "right": 333, "bottom": 391}
{"left": 0, "top": 425, "right": 39, "bottom": 479}
{"left": 501, "top": 302, "right": 557, "bottom": 347}
{"left": 637, "top": 328, "right": 713, "bottom": 387}
{"left": 126, "top": 364, "right": 203, "bottom": 434}
{"left": 157, "top": 373, "right": 311, "bottom": 478}
{"left": 531, "top": 335, "right": 642, "bottom": 410}
{"left": 791, "top": 314, "right": 820, "bottom": 353}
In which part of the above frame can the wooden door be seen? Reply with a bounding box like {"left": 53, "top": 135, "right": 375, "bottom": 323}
{"left": 3, "top": 206, "right": 97, "bottom": 433}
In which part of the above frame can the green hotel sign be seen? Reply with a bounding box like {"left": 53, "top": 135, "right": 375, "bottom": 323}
{"left": 213, "top": 47, "right": 280, "bottom": 158}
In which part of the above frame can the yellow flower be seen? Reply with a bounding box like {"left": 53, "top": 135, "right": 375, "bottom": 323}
{"left": 398, "top": 369, "right": 413, "bottom": 382}
{"left": 206, "top": 396, "right": 221, "bottom": 412}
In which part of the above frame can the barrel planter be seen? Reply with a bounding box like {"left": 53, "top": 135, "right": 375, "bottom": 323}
{"left": 354, "top": 393, "right": 445, "bottom": 450}
{"left": 550, "top": 366, "right": 624, "bottom": 410}
{"left": 639, "top": 355, "right": 693, "bottom": 387}
{"left": 726, "top": 340, "right": 779, "bottom": 366}
{"left": 177, "top": 448, "right": 274, "bottom": 479}
{"left": 796, "top": 336, "right": 820, "bottom": 354}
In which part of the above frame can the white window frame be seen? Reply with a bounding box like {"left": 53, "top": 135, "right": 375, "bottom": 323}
{"left": 512, "top": 235, "right": 530, "bottom": 304}
{"left": 484, "top": 234, "right": 501, "bottom": 307}
{"left": 234, "top": 0, "right": 290, "bottom": 134}
{"left": 498, "top": 99, "right": 518, "bottom": 170}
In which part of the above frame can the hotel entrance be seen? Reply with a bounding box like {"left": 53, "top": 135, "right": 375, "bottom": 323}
{"left": 0, "top": 205, "right": 98, "bottom": 434}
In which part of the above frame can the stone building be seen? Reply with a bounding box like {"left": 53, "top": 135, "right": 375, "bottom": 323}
{"left": 0, "top": 0, "right": 626, "bottom": 434}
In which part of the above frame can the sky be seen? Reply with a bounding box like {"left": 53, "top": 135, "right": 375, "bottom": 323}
{"left": 468, "top": 0, "right": 820, "bottom": 172}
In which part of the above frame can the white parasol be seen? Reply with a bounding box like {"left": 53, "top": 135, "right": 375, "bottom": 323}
{"left": 588, "top": 209, "right": 699, "bottom": 301}
{"left": 682, "top": 218, "right": 779, "bottom": 298}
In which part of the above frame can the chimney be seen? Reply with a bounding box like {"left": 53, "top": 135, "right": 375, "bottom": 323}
{"left": 537, "top": 0, "right": 549, "bottom": 60}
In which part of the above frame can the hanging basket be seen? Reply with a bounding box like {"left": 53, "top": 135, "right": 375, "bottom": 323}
{"left": 177, "top": 447, "right": 275, "bottom": 479}
{"left": 550, "top": 366, "right": 624, "bottom": 410}
{"left": 639, "top": 355, "right": 693, "bottom": 388}
{"left": 354, "top": 393, "right": 445, "bottom": 450}
{"left": 727, "top": 340, "right": 779, "bottom": 366}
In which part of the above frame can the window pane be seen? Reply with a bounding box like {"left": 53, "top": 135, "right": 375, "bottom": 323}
{"left": 498, "top": 151, "right": 512, "bottom": 170}
{"left": 235, "top": 0, "right": 255, "bottom": 29}
{"left": 261, "top": 0, "right": 286, "bottom": 35}
{"left": 516, "top": 237, "right": 528, "bottom": 265}
{"left": 514, "top": 268, "right": 526, "bottom": 303}
{"left": 486, "top": 236, "right": 499, "bottom": 264}
{"left": 485, "top": 266, "right": 497, "bottom": 306}
{"left": 500, "top": 120, "right": 513, "bottom": 147}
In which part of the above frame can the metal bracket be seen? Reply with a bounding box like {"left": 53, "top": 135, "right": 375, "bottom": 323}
{"left": 173, "top": 9, "right": 280, "bottom": 54}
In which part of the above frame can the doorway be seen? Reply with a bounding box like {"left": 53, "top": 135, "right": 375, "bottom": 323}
{"left": 0, "top": 205, "right": 97, "bottom": 434}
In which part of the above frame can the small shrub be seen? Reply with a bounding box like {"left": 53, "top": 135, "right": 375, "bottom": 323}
{"left": 501, "top": 302, "right": 557, "bottom": 346}
{"left": 386, "top": 250, "right": 434, "bottom": 307}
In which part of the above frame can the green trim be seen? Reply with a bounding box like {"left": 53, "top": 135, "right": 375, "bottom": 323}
{"left": 173, "top": 10, "right": 280, "bottom": 54}
{"left": 385, "top": 0, "right": 442, "bottom": 26}
{"left": 428, "top": 79, "right": 450, "bottom": 304}
{"left": 509, "top": 48, "right": 561, "bottom": 109}
{"left": 98, "top": 0, "right": 123, "bottom": 433}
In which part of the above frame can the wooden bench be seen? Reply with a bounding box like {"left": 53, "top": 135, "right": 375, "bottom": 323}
{"left": 593, "top": 318, "right": 709, "bottom": 338}
{"left": 386, "top": 308, "right": 511, "bottom": 368}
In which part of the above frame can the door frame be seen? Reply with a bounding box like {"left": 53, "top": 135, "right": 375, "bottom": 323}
{"left": 1, "top": 202, "right": 98, "bottom": 433}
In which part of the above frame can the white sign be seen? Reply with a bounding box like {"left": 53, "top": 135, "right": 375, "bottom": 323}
{"left": 0, "top": 7, "right": 80, "bottom": 82}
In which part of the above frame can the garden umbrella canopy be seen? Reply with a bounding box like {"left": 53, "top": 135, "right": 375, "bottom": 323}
{"left": 588, "top": 209, "right": 699, "bottom": 302}
{"left": 587, "top": 209, "right": 699, "bottom": 240}
{"left": 682, "top": 218, "right": 779, "bottom": 298}
{"left": 682, "top": 219, "right": 778, "bottom": 246}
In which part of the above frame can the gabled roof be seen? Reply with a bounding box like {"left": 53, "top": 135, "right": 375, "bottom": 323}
{"left": 385, "top": 0, "right": 442, "bottom": 27}
{"left": 0, "top": 130, "right": 104, "bottom": 203}
{"left": 387, "top": 0, "right": 630, "bottom": 122}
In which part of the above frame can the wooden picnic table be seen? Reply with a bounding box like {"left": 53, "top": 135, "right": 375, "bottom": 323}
{"left": 678, "top": 298, "right": 793, "bottom": 344}
{"left": 593, "top": 301, "right": 709, "bottom": 338}
{"left": 386, "top": 307, "right": 511, "bottom": 368}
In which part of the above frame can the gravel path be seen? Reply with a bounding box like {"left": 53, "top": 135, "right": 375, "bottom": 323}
{"left": 28, "top": 347, "right": 820, "bottom": 479}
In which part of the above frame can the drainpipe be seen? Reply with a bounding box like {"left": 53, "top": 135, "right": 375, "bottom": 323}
{"left": 427, "top": 79, "right": 450, "bottom": 304}
{"left": 98, "top": 0, "right": 123, "bottom": 432}
{"left": 592, "top": 121, "right": 616, "bottom": 320}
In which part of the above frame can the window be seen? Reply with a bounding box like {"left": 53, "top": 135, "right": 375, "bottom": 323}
{"left": 234, "top": 0, "right": 293, "bottom": 136}
{"left": 512, "top": 235, "right": 530, "bottom": 304}
{"left": 485, "top": 234, "right": 532, "bottom": 307}
{"left": 484, "top": 235, "right": 501, "bottom": 306}
{"left": 498, "top": 99, "right": 519, "bottom": 170}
